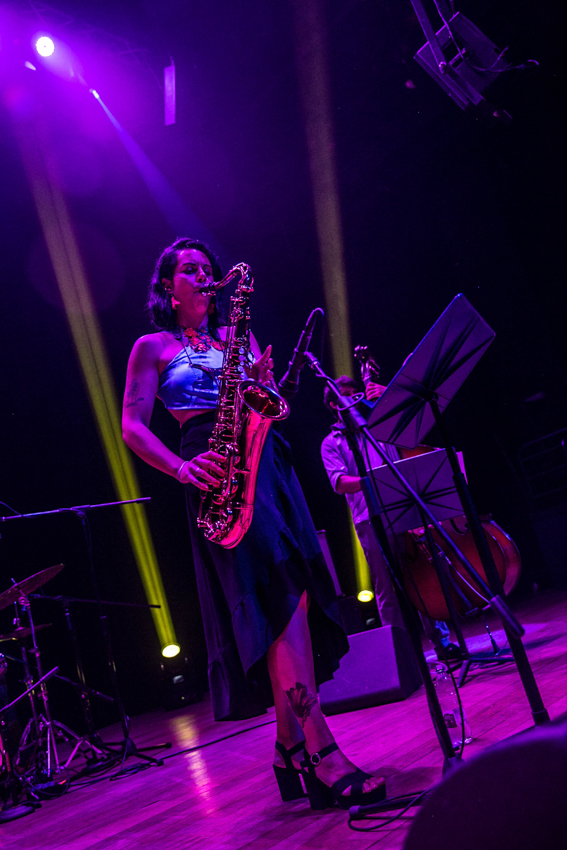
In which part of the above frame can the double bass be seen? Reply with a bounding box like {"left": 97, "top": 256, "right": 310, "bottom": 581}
{"left": 354, "top": 346, "right": 522, "bottom": 621}
{"left": 402, "top": 514, "right": 521, "bottom": 621}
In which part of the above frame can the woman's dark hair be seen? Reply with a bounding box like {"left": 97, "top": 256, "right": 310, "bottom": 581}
{"left": 146, "top": 238, "right": 225, "bottom": 334}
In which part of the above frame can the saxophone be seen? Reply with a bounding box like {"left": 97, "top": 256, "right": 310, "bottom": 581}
{"left": 197, "top": 263, "right": 290, "bottom": 548}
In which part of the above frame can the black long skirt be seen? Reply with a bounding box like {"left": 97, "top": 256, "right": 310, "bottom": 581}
{"left": 180, "top": 412, "right": 348, "bottom": 721}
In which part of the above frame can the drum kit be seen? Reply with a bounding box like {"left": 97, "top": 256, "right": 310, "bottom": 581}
{"left": 0, "top": 496, "right": 169, "bottom": 822}
{"left": 0, "top": 563, "right": 108, "bottom": 820}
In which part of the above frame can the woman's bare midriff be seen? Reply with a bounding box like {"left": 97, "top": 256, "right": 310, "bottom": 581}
{"left": 169, "top": 408, "right": 213, "bottom": 427}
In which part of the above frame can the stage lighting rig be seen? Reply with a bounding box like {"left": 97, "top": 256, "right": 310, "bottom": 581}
{"left": 357, "top": 590, "right": 375, "bottom": 603}
{"left": 34, "top": 35, "right": 54, "bottom": 56}
{"left": 411, "top": 0, "right": 537, "bottom": 121}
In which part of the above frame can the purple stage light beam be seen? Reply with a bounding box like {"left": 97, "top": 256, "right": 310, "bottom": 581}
{"left": 91, "top": 92, "right": 225, "bottom": 261}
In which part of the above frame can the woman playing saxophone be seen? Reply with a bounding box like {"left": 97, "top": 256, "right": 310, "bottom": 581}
{"left": 122, "top": 237, "right": 386, "bottom": 810}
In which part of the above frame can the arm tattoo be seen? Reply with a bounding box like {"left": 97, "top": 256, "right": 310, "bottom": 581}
{"left": 126, "top": 378, "right": 144, "bottom": 408}
{"left": 284, "top": 682, "right": 318, "bottom": 727}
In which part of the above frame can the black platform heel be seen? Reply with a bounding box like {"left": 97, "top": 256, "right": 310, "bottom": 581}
{"left": 301, "top": 742, "right": 386, "bottom": 811}
{"left": 273, "top": 740, "right": 307, "bottom": 801}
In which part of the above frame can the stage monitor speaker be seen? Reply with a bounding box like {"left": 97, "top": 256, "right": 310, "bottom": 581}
{"left": 319, "top": 626, "right": 421, "bottom": 716}
{"left": 404, "top": 717, "right": 567, "bottom": 850}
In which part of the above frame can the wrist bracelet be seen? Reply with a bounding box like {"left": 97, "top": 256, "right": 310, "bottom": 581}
{"left": 177, "top": 460, "right": 190, "bottom": 481}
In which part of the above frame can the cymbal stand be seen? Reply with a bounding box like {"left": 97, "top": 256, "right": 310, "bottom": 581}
{"left": 12, "top": 629, "right": 41, "bottom": 769}
{"left": 14, "top": 592, "right": 110, "bottom": 787}
{"left": 28, "top": 592, "right": 125, "bottom": 771}
{"left": 56, "top": 598, "right": 110, "bottom": 769}
{"left": 0, "top": 666, "right": 58, "bottom": 822}
{"left": 4, "top": 648, "right": 108, "bottom": 775}
{"left": 74, "top": 506, "right": 173, "bottom": 771}
{"left": 13, "top": 594, "right": 81, "bottom": 784}
{"left": 0, "top": 720, "right": 38, "bottom": 822}
{"left": 1, "top": 498, "right": 170, "bottom": 773}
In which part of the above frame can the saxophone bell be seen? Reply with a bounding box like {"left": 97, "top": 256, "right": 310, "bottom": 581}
{"left": 238, "top": 379, "right": 290, "bottom": 421}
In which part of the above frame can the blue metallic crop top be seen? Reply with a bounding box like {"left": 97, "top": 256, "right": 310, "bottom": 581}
{"left": 157, "top": 341, "right": 225, "bottom": 411}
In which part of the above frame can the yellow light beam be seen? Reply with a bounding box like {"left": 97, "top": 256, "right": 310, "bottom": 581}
{"left": 349, "top": 518, "right": 373, "bottom": 603}
{"left": 292, "top": 0, "right": 371, "bottom": 596}
{"left": 291, "top": 0, "right": 353, "bottom": 379}
{"left": 15, "top": 116, "right": 177, "bottom": 652}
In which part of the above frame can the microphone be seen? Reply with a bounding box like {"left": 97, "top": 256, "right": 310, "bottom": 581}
{"left": 278, "top": 310, "right": 319, "bottom": 400}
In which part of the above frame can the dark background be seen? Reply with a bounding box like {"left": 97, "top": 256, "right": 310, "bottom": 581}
{"left": 0, "top": 0, "right": 564, "bottom": 731}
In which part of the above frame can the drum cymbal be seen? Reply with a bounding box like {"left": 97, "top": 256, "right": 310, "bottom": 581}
{"left": 0, "top": 624, "right": 52, "bottom": 643}
{"left": 0, "top": 564, "right": 64, "bottom": 611}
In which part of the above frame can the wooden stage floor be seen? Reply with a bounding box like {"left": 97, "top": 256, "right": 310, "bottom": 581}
{"left": 3, "top": 590, "right": 567, "bottom": 850}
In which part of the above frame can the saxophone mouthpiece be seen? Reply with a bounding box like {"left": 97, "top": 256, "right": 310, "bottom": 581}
{"left": 199, "top": 263, "right": 253, "bottom": 294}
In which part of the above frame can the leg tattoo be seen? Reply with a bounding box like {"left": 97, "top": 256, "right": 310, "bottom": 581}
{"left": 284, "top": 682, "right": 317, "bottom": 727}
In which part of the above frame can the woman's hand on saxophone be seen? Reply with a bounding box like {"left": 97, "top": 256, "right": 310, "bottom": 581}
{"left": 179, "top": 450, "right": 226, "bottom": 490}
{"left": 246, "top": 344, "right": 274, "bottom": 385}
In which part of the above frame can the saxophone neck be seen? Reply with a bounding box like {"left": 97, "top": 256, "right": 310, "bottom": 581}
{"left": 200, "top": 263, "right": 253, "bottom": 295}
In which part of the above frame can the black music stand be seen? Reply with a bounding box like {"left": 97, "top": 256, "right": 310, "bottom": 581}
{"left": 308, "top": 359, "right": 462, "bottom": 772}
{"left": 366, "top": 293, "right": 495, "bottom": 449}
{"left": 368, "top": 448, "right": 471, "bottom": 659}
{"left": 365, "top": 294, "right": 548, "bottom": 719}
{"left": 368, "top": 449, "right": 463, "bottom": 533}
{"left": 307, "top": 293, "right": 549, "bottom": 819}
{"left": 368, "top": 449, "right": 511, "bottom": 671}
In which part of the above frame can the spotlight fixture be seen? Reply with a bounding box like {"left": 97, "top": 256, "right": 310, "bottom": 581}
{"left": 32, "top": 33, "right": 85, "bottom": 84}
{"left": 162, "top": 644, "right": 181, "bottom": 659}
{"left": 35, "top": 36, "right": 55, "bottom": 57}
{"left": 357, "top": 590, "right": 375, "bottom": 603}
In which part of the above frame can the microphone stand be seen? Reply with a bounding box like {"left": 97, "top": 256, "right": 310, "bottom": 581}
{"left": 28, "top": 592, "right": 161, "bottom": 770}
{"left": 278, "top": 308, "right": 324, "bottom": 400}
{"left": 305, "top": 294, "right": 549, "bottom": 816}
{"left": 1, "top": 498, "right": 171, "bottom": 773}
{"left": 307, "top": 354, "right": 461, "bottom": 774}
{"left": 363, "top": 293, "right": 549, "bottom": 722}
{"left": 307, "top": 349, "right": 549, "bottom": 813}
